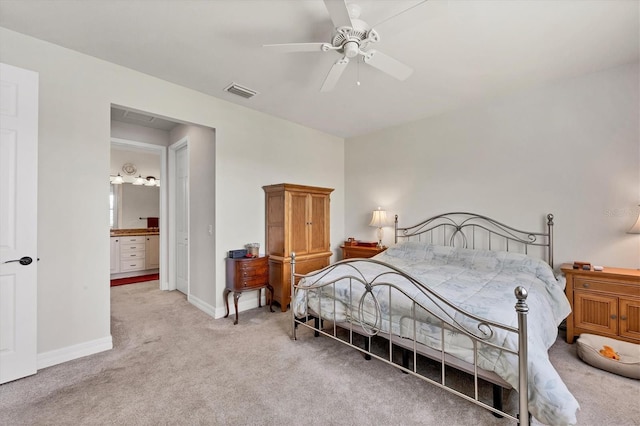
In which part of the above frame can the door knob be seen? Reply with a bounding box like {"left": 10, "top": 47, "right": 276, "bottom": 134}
{"left": 3, "top": 256, "right": 33, "bottom": 265}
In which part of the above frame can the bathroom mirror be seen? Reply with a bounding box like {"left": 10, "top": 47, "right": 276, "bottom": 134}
{"left": 112, "top": 183, "right": 160, "bottom": 229}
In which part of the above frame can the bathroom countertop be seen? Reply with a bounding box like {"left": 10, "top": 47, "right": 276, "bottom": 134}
{"left": 110, "top": 228, "right": 159, "bottom": 237}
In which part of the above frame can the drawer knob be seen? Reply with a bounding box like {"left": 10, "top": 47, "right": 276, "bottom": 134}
{"left": 620, "top": 315, "right": 627, "bottom": 321}
{"left": 582, "top": 283, "right": 590, "bottom": 288}
{"left": 610, "top": 314, "right": 617, "bottom": 320}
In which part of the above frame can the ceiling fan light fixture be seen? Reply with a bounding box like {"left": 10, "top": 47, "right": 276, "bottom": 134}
{"left": 343, "top": 41, "right": 360, "bottom": 58}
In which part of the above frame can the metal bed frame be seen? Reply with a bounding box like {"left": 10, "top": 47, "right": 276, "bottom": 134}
{"left": 290, "top": 212, "right": 555, "bottom": 426}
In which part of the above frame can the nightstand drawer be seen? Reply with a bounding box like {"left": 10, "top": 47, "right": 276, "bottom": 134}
{"left": 239, "top": 266, "right": 268, "bottom": 278}
{"left": 341, "top": 245, "right": 386, "bottom": 259}
{"left": 575, "top": 277, "right": 640, "bottom": 296}
{"left": 238, "top": 258, "right": 268, "bottom": 269}
{"left": 239, "top": 276, "right": 269, "bottom": 289}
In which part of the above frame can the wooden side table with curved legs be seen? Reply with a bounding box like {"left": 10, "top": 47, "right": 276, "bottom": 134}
{"left": 224, "top": 255, "right": 274, "bottom": 325}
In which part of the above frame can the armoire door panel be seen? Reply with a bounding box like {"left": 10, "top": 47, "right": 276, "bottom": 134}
{"left": 309, "top": 194, "right": 328, "bottom": 253}
{"left": 290, "top": 193, "right": 309, "bottom": 255}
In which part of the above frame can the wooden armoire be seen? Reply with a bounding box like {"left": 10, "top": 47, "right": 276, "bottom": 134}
{"left": 263, "top": 183, "right": 333, "bottom": 311}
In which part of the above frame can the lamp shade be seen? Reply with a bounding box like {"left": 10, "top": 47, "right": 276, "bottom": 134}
{"left": 628, "top": 209, "right": 640, "bottom": 234}
{"left": 369, "top": 208, "right": 389, "bottom": 228}
{"left": 111, "top": 174, "right": 124, "bottom": 184}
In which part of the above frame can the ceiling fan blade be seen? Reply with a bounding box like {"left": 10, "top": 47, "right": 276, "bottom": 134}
{"left": 263, "top": 43, "right": 327, "bottom": 53}
{"left": 323, "top": 0, "right": 353, "bottom": 29}
{"left": 320, "top": 57, "right": 350, "bottom": 92}
{"left": 363, "top": 50, "right": 413, "bottom": 81}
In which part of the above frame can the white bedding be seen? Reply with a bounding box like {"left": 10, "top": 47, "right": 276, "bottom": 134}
{"left": 293, "top": 241, "right": 580, "bottom": 425}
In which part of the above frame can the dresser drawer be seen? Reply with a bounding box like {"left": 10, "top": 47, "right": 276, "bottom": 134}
{"left": 121, "top": 250, "right": 145, "bottom": 260}
{"left": 120, "top": 258, "right": 145, "bottom": 272}
{"left": 119, "top": 236, "right": 145, "bottom": 244}
{"left": 121, "top": 243, "right": 146, "bottom": 253}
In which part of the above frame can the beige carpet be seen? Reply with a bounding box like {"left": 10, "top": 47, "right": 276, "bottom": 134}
{"left": 0, "top": 281, "right": 638, "bottom": 425}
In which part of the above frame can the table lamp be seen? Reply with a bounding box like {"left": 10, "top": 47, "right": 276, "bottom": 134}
{"left": 628, "top": 206, "right": 640, "bottom": 234}
{"left": 369, "top": 207, "right": 389, "bottom": 249}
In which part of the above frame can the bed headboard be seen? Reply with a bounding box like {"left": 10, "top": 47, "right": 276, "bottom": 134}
{"left": 394, "top": 212, "right": 555, "bottom": 267}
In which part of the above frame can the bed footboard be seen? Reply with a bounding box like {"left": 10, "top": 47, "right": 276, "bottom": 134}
{"left": 290, "top": 253, "right": 530, "bottom": 425}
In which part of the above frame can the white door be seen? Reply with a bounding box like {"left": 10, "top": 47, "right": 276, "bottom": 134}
{"left": 175, "top": 144, "right": 188, "bottom": 294}
{"left": 0, "top": 63, "right": 38, "bottom": 384}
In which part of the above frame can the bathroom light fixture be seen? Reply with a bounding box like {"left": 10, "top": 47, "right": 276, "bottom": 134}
{"left": 111, "top": 174, "right": 124, "bottom": 184}
{"left": 369, "top": 207, "right": 390, "bottom": 249}
{"left": 113, "top": 173, "right": 160, "bottom": 186}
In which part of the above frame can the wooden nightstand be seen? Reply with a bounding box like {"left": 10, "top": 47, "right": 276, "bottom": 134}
{"left": 341, "top": 245, "right": 387, "bottom": 260}
{"left": 224, "top": 255, "right": 274, "bottom": 325}
{"left": 562, "top": 264, "right": 640, "bottom": 344}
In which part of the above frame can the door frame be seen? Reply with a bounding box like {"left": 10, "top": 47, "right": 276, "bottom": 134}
{"left": 168, "top": 137, "right": 189, "bottom": 293}
{"left": 110, "top": 137, "right": 168, "bottom": 290}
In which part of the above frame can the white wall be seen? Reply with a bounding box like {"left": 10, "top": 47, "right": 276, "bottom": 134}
{"left": 0, "top": 28, "right": 344, "bottom": 362}
{"left": 111, "top": 120, "right": 170, "bottom": 147}
{"left": 346, "top": 63, "right": 640, "bottom": 269}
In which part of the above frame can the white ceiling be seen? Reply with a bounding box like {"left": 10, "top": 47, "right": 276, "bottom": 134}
{"left": 1, "top": 0, "right": 638, "bottom": 138}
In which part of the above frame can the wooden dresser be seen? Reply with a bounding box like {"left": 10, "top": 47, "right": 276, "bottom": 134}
{"left": 562, "top": 264, "right": 640, "bottom": 344}
{"left": 263, "top": 183, "right": 333, "bottom": 311}
{"left": 224, "top": 255, "right": 273, "bottom": 325}
{"left": 341, "top": 245, "right": 386, "bottom": 259}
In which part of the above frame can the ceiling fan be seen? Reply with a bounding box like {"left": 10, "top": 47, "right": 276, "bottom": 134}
{"left": 264, "top": 0, "right": 422, "bottom": 92}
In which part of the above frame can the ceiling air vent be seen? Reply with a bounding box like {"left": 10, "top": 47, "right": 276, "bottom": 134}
{"left": 224, "top": 82, "right": 258, "bottom": 99}
{"left": 123, "top": 109, "right": 156, "bottom": 123}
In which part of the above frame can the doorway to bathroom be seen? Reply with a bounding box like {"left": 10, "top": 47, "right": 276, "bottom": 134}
{"left": 110, "top": 105, "right": 176, "bottom": 292}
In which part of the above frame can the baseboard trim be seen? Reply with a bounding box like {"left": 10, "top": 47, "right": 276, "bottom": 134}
{"left": 188, "top": 292, "right": 267, "bottom": 319}
{"left": 188, "top": 293, "right": 217, "bottom": 318}
{"left": 37, "top": 336, "right": 113, "bottom": 370}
